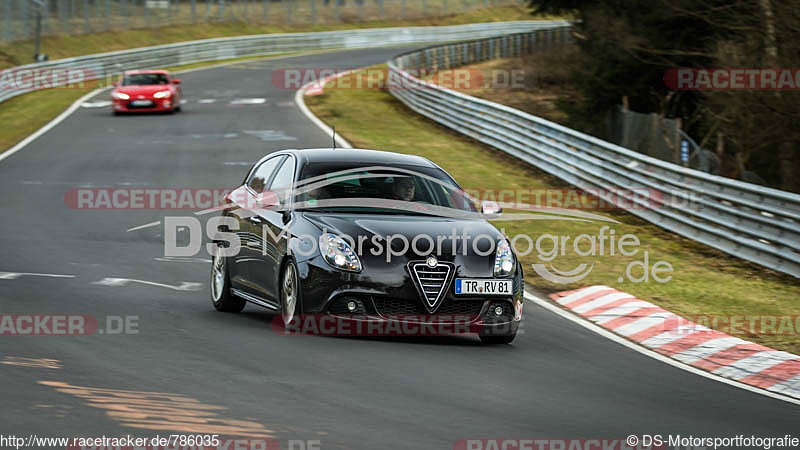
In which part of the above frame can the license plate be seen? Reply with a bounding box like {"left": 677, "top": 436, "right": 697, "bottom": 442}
{"left": 131, "top": 100, "right": 153, "bottom": 106}
{"left": 455, "top": 279, "right": 512, "bottom": 295}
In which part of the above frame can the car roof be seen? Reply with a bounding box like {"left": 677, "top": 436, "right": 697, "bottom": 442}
{"left": 285, "top": 148, "right": 438, "bottom": 168}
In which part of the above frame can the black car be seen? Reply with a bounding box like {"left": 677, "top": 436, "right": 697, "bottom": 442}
{"left": 210, "top": 148, "right": 524, "bottom": 344}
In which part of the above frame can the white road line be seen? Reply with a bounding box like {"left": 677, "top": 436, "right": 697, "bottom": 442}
{"left": 126, "top": 221, "right": 161, "bottom": 232}
{"left": 81, "top": 100, "right": 112, "bottom": 108}
{"left": 92, "top": 277, "right": 202, "bottom": 291}
{"left": 197, "top": 99, "right": 216, "bottom": 104}
{"left": 523, "top": 291, "right": 800, "bottom": 406}
{"left": 295, "top": 76, "right": 352, "bottom": 149}
{"left": 154, "top": 256, "right": 212, "bottom": 263}
{"left": 0, "top": 272, "right": 75, "bottom": 280}
{"left": 0, "top": 87, "right": 107, "bottom": 163}
{"left": 243, "top": 130, "right": 297, "bottom": 141}
{"left": 230, "top": 98, "right": 266, "bottom": 105}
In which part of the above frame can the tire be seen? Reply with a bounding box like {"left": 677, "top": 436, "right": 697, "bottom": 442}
{"left": 280, "top": 260, "right": 302, "bottom": 326}
{"left": 175, "top": 105, "right": 182, "bottom": 112}
{"left": 479, "top": 333, "right": 516, "bottom": 345}
{"left": 479, "top": 319, "right": 517, "bottom": 344}
{"left": 210, "top": 252, "right": 245, "bottom": 312}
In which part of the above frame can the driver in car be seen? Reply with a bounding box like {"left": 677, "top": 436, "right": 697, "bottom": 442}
{"left": 392, "top": 176, "right": 415, "bottom": 202}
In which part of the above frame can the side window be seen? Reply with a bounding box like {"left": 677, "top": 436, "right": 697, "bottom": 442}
{"left": 269, "top": 157, "right": 296, "bottom": 205}
{"left": 247, "top": 156, "right": 284, "bottom": 193}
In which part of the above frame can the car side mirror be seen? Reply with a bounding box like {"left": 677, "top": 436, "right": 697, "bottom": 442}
{"left": 172, "top": 79, "right": 181, "bottom": 84}
{"left": 254, "top": 191, "right": 278, "bottom": 209}
{"left": 481, "top": 200, "right": 502, "bottom": 215}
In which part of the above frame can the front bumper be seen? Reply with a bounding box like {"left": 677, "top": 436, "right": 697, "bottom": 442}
{"left": 112, "top": 98, "right": 174, "bottom": 112}
{"left": 295, "top": 255, "right": 523, "bottom": 335}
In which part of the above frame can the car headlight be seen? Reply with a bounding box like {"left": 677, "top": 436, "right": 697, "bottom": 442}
{"left": 493, "top": 239, "right": 515, "bottom": 277}
{"left": 319, "top": 233, "right": 362, "bottom": 272}
{"left": 153, "top": 90, "right": 172, "bottom": 99}
{"left": 112, "top": 92, "right": 130, "bottom": 100}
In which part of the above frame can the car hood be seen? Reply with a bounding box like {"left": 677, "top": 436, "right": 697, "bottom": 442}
{"left": 114, "top": 85, "right": 172, "bottom": 96}
{"left": 301, "top": 212, "right": 504, "bottom": 258}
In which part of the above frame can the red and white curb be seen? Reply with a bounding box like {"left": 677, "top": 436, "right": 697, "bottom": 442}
{"left": 548, "top": 285, "right": 800, "bottom": 400}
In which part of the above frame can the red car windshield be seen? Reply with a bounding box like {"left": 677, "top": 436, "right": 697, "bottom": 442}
{"left": 122, "top": 73, "right": 169, "bottom": 86}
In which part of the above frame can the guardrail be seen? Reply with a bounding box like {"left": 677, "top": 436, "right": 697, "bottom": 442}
{"left": 387, "top": 28, "right": 800, "bottom": 278}
{"left": 0, "top": 20, "right": 569, "bottom": 105}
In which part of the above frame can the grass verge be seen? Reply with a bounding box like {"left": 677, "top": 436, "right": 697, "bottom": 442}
{"left": 306, "top": 68, "right": 800, "bottom": 354}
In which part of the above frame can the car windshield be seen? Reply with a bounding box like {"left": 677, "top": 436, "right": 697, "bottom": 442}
{"left": 295, "top": 162, "right": 477, "bottom": 214}
{"left": 122, "top": 73, "right": 169, "bottom": 86}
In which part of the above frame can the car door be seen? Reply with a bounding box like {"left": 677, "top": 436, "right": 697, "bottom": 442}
{"left": 250, "top": 155, "right": 296, "bottom": 301}
{"left": 229, "top": 155, "right": 285, "bottom": 296}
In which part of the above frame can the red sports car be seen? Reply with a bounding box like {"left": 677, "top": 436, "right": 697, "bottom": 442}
{"left": 111, "top": 70, "right": 182, "bottom": 114}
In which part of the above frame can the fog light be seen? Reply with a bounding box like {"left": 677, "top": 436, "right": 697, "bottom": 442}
{"left": 347, "top": 301, "right": 358, "bottom": 312}
{"left": 494, "top": 305, "right": 504, "bottom": 316}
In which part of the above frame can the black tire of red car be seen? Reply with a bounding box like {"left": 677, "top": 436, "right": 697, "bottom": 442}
{"left": 210, "top": 253, "right": 246, "bottom": 312}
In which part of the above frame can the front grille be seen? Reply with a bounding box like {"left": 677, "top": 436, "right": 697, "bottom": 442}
{"left": 408, "top": 261, "right": 452, "bottom": 312}
{"left": 373, "top": 298, "right": 483, "bottom": 317}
